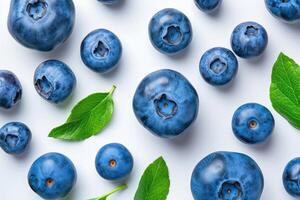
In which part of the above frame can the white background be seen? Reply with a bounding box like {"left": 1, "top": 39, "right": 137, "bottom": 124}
{"left": 1, "top": 0, "right": 300, "bottom": 199}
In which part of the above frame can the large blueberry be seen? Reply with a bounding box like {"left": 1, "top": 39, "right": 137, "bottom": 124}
{"left": 283, "top": 157, "right": 300, "bottom": 197}
{"left": 199, "top": 47, "right": 238, "bottom": 86}
{"left": 7, "top": 0, "right": 75, "bottom": 51}
{"left": 95, "top": 143, "right": 133, "bottom": 181}
{"left": 191, "top": 151, "right": 264, "bottom": 200}
{"left": 0, "top": 70, "right": 22, "bottom": 109}
{"left": 133, "top": 69, "right": 199, "bottom": 138}
{"left": 34, "top": 60, "right": 76, "bottom": 103}
{"left": 232, "top": 103, "right": 274, "bottom": 144}
{"left": 265, "top": 0, "right": 300, "bottom": 23}
{"left": 81, "top": 29, "right": 122, "bottom": 73}
{"left": 0, "top": 122, "right": 31, "bottom": 155}
{"left": 98, "top": 0, "right": 120, "bottom": 5}
{"left": 194, "top": 0, "right": 222, "bottom": 13}
{"left": 148, "top": 8, "right": 192, "bottom": 55}
{"left": 231, "top": 22, "right": 268, "bottom": 59}
{"left": 28, "top": 152, "right": 77, "bottom": 199}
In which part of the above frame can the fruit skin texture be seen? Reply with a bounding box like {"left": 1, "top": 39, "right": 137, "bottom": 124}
{"left": 232, "top": 103, "right": 274, "bottom": 144}
{"left": 194, "top": 0, "right": 222, "bottom": 13}
{"left": 0, "top": 122, "right": 31, "bottom": 155}
{"left": 95, "top": 143, "right": 134, "bottom": 181}
{"left": 133, "top": 69, "right": 199, "bottom": 138}
{"left": 34, "top": 60, "right": 76, "bottom": 104}
{"left": 231, "top": 21, "right": 268, "bottom": 59}
{"left": 191, "top": 151, "right": 264, "bottom": 200}
{"left": 98, "top": 0, "right": 120, "bottom": 5}
{"left": 265, "top": 0, "right": 300, "bottom": 23}
{"left": 28, "top": 152, "right": 77, "bottom": 199}
{"left": 200, "top": 47, "right": 238, "bottom": 86}
{"left": 7, "top": 0, "right": 75, "bottom": 51}
{"left": 283, "top": 158, "right": 300, "bottom": 197}
{"left": 0, "top": 70, "right": 22, "bottom": 109}
{"left": 81, "top": 29, "right": 122, "bottom": 74}
{"left": 148, "top": 8, "right": 192, "bottom": 55}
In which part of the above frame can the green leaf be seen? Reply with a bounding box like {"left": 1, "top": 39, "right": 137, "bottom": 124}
{"left": 270, "top": 53, "right": 300, "bottom": 129}
{"left": 134, "top": 157, "right": 170, "bottom": 200}
{"left": 88, "top": 184, "right": 127, "bottom": 200}
{"left": 49, "top": 86, "right": 116, "bottom": 141}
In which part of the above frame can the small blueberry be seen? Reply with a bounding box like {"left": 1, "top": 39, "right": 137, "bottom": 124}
{"left": 95, "top": 143, "right": 134, "bottom": 181}
{"left": 199, "top": 47, "right": 238, "bottom": 86}
{"left": 232, "top": 103, "right": 275, "bottom": 144}
{"left": 148, "top": 8, "right": 193, "bottom": 55}
{"left": 283, "top": 157, "right": 300, "bottom": 197}
{"left": 231, "top": 22, "right": 268, "bottom": 59}
{"left": 0, "top": 70, "right": 22, "bottom": 109}
{"left": 34, "top": 60, "right": 76, "bottom": 104}
{"left": 81, "top": 29, "right": 122, "bottom": 73}
{"left": 28, "top": 152, "right": 77, "bottom": 199}
{"left": 265, "top": 0, "right": 300, "bottom": 23}
{"left": 0, "top": 122, "right": 31, "bottom": 155}
{"left": 133, "top": 69, "right": 199, "bottom": 138}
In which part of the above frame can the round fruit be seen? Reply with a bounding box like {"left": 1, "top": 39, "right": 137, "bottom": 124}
{"left": 232, "top": 103, "right": 274, "bottom": 144}
{"left": 148, "top": 8, "right": 192, "bottom": 55}
{"left": 81, "top": 29, "right": 122, "bottom": 73}
{"left": 95, "top": 143, "right": 133, "bottom": 181}
{"left": 0, "top": 70, "right": 22, "bottom": 109}
{"left": 283, "top": 157, "right": 300, "bottom": 197}
{"left": 34, "top": 60, "right": 76, "bottom": 103}
{"left": 7, "top": 0, "right": 75, "bottom": 51}
{"left": 133, "top": 69, "right": 199, "bottom": 138}
{"left": 28, "top": 152, "right": 77, "bottom": 199}
{"left": 191, "top": 151, "right": 264, "bottom": 200}
{"left": 265, "top": 0, "right": 300, "bottom": 23}
{"left": 231, "top": 21, "right": 268, "bottom": 59}
{"left": 194, "top": 0, "right": 222, "bottom": 13}
{"left": 0, "top": 122, "right": 31, "bottom": 155}
{"left": 199, "top": 47, "right": 238, "bottom": 86}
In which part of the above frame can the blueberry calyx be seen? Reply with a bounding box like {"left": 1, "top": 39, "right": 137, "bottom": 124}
{"left": 26, "top": 0, "right": 48, "bottom": 20}
{"left": 109, "top": 159, "right": 117, "bottom": 168}
{"left": 248, "top": 119, "right": 258, "bottom": 129}
{"left": 34, "top": 76, "right": 53, "bottom": 99}
{"left": 3, "top": 134, "right": 19, "bottom": 149}
{"left": 245, "top": 25, "right": 258, "bottom": 36}
{"left": 162, "top": 25, "right": 183, "bottom": 46}
{"left": 46, "top": 178, "right": 54, "bottom": 188}
{"left": 218, "top": 181, "right": 243, "bottom": 200}
{"left": 93, "top": 41, "right": 110, "bottom": 58}
{"left": 210, "top": 57, "right": 227, "bottom": 74}
{"left": 154, "top": 94, "right": 178, "bottom": 119}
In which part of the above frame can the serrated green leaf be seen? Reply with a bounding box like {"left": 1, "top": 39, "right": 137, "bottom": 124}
{"left": 134, "top": 157, "right": 170, "bottom": 200}
{"left": 270, "top": 53, "right": 300, "bottom": 129}
{"left": 88, "top": 184, "right": 127, "bottom": 200}
{"left": 49, "top": 86, "right": 116, "bottom": 141}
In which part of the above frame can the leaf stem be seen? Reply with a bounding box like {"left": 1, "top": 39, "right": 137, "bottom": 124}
{"left": 104, "top": 184, "right": 127, "bottom": 197}
{"left": 109, "top": 85, "right": 117, "bottom": 96}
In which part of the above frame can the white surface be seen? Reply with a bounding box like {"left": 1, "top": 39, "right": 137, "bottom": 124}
{"left": 1, "top": 0, "right": 300, "bottom": 199}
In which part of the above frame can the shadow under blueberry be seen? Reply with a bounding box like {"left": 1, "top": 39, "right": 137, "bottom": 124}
{"left": 0, "top": 101, "right": 23, "bottom": 117}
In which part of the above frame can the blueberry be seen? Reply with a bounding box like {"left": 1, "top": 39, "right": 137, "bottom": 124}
{"left": 34, "top": 60, "right": 76, "bottom": 104}
{"left": 199, "top": 47, "right": 238, "bottom": 86}
{"left": 194, "top": 0, "right": 222, "bottom": 13}
{"left": 191, "top": 151, "right": 264, "bottom": 200}
{"left": 7, "top": 0, "right": 75, "bottom": 51}
{"left": 0, "top": 70, "right": 22, "bottom": 109}
{"left": 95, "top": 143, "right": 133, "bottom": 181}
{"left": 283, "top": 157, "right": 300, "bottom": 197}
{"left": 265, "top": 0, "right": 300, "bottom": 23}
{"left": 81, "top": 29, "right": 122, "bottom": 73}
{"left": 0, "top": 122, "right": 31, "bottom": 155}
{"left": 133, "top": 69, "right": 199, "bottom": 138}
{"left": 148, "top": 8, "right": 193, "bottom": 55}
{"left": 28, "top": 153, "right": 76, "bottom": 199}
{"left": 98, "top": 0, "right": 120, "bottom": 5}
{"left": 232, "top": 103, "right": 274, "bottom": 144}
{"left": 231, "top": 22, "right": 268, "bottom": 59}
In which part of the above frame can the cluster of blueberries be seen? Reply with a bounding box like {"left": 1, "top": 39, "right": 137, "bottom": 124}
{"left": 1, "top": 0, "right": 300, "bottom": 199}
